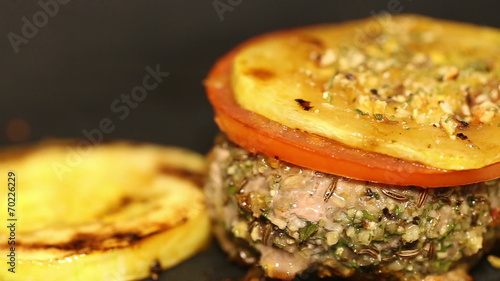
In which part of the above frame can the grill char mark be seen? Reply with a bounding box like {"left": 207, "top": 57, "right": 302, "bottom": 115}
{"left": 16, "top": 217, "right": 189, "bottom": 253}
{"left": 158, "top": 165, "right": 205, "bottom": 187}
{"left": 9, "top": 164, "right": 200, "bottom": 254}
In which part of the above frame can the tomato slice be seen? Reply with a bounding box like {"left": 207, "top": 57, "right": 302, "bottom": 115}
{"left": 205, "top": 41, "right": 500, "bottom": 187}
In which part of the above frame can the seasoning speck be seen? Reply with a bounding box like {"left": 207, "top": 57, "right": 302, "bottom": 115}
{"left": 374, "top": 114, "right": 384, "bottom": 121}
{"left": 457, "top": 119, "right": 469, "bottom": 130}
{"left": 355, "top": 109, "right": 368, "bottom": 116}
{"left": 295, "top": 99, "right": 314, "bottom": 111}
{"left": 345, "top": 73, "right": 356, "bottom": 80}
{"left": 456, "top": 133, "right": 468, "bottom": 140}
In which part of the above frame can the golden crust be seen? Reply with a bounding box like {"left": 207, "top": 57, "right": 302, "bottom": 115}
{"left": 233, "top": 15, "right": 500, "bottom": 170}
{"left": 0, "top": 140, "right": 210, "bottom": 281}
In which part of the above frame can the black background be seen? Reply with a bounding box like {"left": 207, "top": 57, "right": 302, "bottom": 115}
{"left": 1, "top": 0, "right": 500, "bottom": 280}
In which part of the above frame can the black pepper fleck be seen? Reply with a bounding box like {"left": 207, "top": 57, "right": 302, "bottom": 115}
{"left": 294, "top": 99, "right": 314, "bottom": 111}
{"left": 382, "top": 207, "right": 397, "bottom": 220}
{"left": 412, "top": 216, "right": 421, "bottom": 225}
{"left": 366, "top": 188, "right": 373, "bottom": 197}
{"left": 457, "top": 120, "right": 469, "bottom": 130}
{"left": 345, "top": 73, "right": 356, "bottom": 80}
{"left": 456, "top": 133, "right": 468, "bottom": 140}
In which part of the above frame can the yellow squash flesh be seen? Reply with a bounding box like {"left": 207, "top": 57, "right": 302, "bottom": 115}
{"left": 233, "top": 15, "right": 500, "bottom": 170}
{"left": 0, "top": 141, "right": 210, "bottom": 281}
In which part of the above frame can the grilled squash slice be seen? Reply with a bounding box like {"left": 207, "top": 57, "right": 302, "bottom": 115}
{"left": 233, "top": 15, "right": 500, "bottom": 170}
{"left": 0, "top": 141, "right": 210, "bottom": 281}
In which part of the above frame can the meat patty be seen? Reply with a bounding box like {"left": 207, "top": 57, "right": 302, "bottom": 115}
{"left": 205, "top": 135, "right": 500, "bottom": 281}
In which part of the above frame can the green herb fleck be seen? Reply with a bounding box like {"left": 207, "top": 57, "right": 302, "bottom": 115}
{"left": 352, "top": 222, "right": 364, "bottom": 230}
{"left": 324, "top": 73, "right": 337, "bottom": 104}
{"left": 228, "top": 183, "right": 237, "bottom": 194}
{"left": 347, "top": 261, "right": 360, "bottom": 269}
{"left": 436, "top": 200, "right": 445, "bottom": 209}
{"left": 440, "top": 242, "right": 453, "bottom": 252}
{"left": 407, "top": 93, "right": 414, "bottom": 103}
{"left": 336, "top": 239, "right": 350, "bottom": 247}
{"left": 394, "top": 205, "right": 403, "bottom": 217}
{"left": 355, "top": 109, "right": 369, "bottom": 116}
{"left": 374, "top": 113, "right": 384, "bottom": 121}
{"left": 362, "top": 210, "right": 376, "bottom": 220}
{"left": 433, "top": 261, "right": 452, "bottom": 271}
{"left": 299, "top": 221, "right": 319, "bottom": 242}
{"left": 383, "top": 232, "right": 404, "bottom": 242}
{"left": 326, "top": 74, "right": 336, "bottom": 87}
{"left": 327, "top": 95, "right": 333, "bottom": 104}
{"left": 445, "top": 116, "right": 453, "bottom": 123}
{"left": 273, "top": 241, "right": 286, "bottom": 249}
{"left": 327, "top": 73, "right": 337, "bottom": 90}
{"left": 446, "top": 222, "right": 456, "bottom": 233}
{"left": 443, "top": 235, "right": 453, "bottom": 242}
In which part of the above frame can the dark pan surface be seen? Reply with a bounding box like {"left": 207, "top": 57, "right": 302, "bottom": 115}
{"left": 1, "top": 1, "right": 499, "bottom": 280}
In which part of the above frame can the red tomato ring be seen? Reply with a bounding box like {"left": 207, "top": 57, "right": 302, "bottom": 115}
{"left": 204, "top": 37, "right": 500, "bottom": 187}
